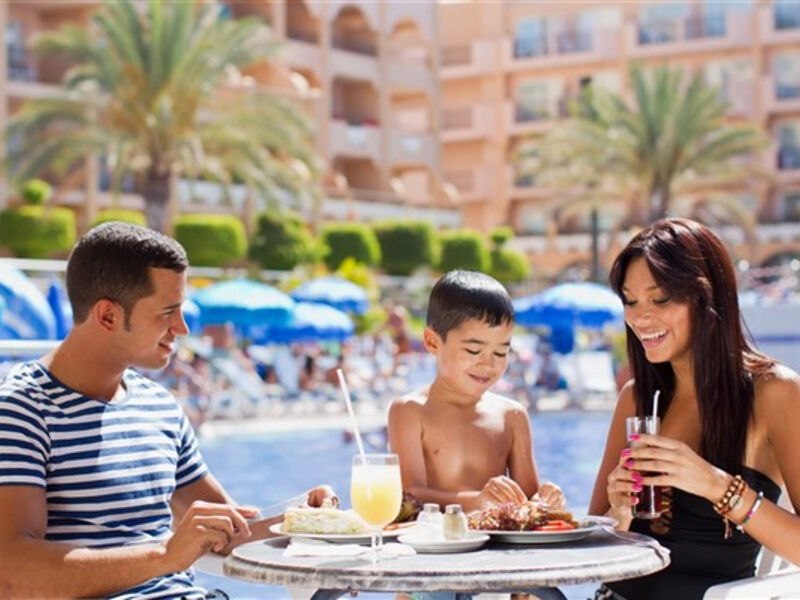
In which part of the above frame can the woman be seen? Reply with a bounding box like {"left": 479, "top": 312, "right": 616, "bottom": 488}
{"left": 589, "top": 218, "right": 800, "bottom": 600}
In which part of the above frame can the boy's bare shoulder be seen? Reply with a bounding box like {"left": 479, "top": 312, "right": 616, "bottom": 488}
{"left": 481, "top": 391, "right": 528, "bottom": 417}
{"left": 388, "top": 389, "right": 428, "bottom": 419}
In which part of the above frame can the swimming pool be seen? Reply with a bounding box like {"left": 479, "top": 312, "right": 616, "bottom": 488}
{"left": 194, "top": 410, "right": 613, "bottom": 599}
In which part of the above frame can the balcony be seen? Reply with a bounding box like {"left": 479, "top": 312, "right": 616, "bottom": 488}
{"left": 629, "top": 10, "right": 751, "bottom": 57}
{"left": 506, "top": 165, "right": 551, "bottom": 199}
{"left": 323, "top": 193, "right": 461, "bottom": 227}
{"left": 440, "top": 39, "right": 497, "bottom": 80}
{"left": 441, "top": 105, "right": 493, "bottom": 142}
{"left": 386, "top": 61, "right": 435, "bottom": 97}
{"left": 330, "top": 48, "right": 379, "bottom": 82}
{"left": 4, "top": 79, "right": 64, "bottom": 100}
{"left": 504, "top": 100, "right": 561, "bottom": 136}
{"left": 388, "top": 132, "right": 435, "bottom": 167}
{"left": 761, "top": 2, "right": 800, "bottom": 43}
{"left": 282, "top": 39, "right": 322, "bottom": 74}
{"left": 329, "top": 119, "right": 381, "bottom": 160}
{"left": 443, "top": 169, "right": 486, "bottom": 203}
{"left": 385, "top": 3, "right": 434, "bottom": 40}
{"left": 505, "top": 29, "right": 619, "bottom": 70}
{"left": 764, "top": 75, "right": 800, "bottom": 115}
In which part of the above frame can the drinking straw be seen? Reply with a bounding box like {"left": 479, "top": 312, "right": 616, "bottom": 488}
{"left": 337, "top": 368, "right": 366, "bottom": 461}
{"left": 652, "top": 389, "right": 661, "bottom": 424}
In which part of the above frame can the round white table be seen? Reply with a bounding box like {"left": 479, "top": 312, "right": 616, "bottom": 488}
{"left": 223, "top": 530, "right": 670, "bottom": 600}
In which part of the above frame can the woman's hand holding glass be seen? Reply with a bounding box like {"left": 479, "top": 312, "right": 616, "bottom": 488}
{"left": 624, "top": 434, "right": 731, "bottom": 503}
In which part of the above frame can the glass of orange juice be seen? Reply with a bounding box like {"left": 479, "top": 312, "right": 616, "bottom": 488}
{"left": 350, "top": 453, "right": 402, "bottom": 564}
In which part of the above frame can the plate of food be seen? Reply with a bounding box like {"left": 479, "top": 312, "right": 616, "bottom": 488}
{"left": 468, "top": 502, "right": 607, "bottom": 544}
{"left": 398, "top": 531, "right": 490, "bottom": 554}
{"left": 269, "top": 507, "right": 408, "bottom": 544}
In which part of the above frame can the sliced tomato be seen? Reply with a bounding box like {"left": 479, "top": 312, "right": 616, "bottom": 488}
{"left": 537, "top": 520, "right": 577, "bottom": 531}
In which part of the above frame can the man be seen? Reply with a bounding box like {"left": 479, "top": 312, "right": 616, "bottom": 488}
{"left": 0, "top": 222, "right": 333, "bottom": 599}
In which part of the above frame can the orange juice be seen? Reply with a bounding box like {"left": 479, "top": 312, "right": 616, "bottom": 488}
{"left": 350, "top": 464, "right": 402, "bottom": 527}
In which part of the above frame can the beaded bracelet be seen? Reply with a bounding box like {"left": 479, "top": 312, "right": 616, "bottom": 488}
{"left": 736, "top": 491, "right": 765, "bottom": 532}
{"left": 714, "top": 474, "right": 746, "bottom": 516}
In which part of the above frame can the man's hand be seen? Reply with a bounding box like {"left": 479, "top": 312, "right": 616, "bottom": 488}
{"left": 307, "top": 485, "right": 339, "bottom": 508}
{"left": 164, "top": 501, "right": 257, "bottom": 570}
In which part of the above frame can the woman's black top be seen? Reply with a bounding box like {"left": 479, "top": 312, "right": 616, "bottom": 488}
{"left": 607, "top": 466, "right": 782, "bottom": 600}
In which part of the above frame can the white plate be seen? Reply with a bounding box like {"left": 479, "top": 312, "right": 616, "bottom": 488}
{"left": 269, "top": 522, "right": 403, "bottom": 544}
{"left": 398, "top": 532, "right": 490, "bottom": 554}
{"left": 473, "top": 516, "right": 609, "bottom": 545}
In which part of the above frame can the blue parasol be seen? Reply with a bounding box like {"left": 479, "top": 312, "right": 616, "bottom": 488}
{"left": 513, "top": 282, "right": 623, "bottom": 329}
{"left": 290, "top": 276, "right": 369, "bottom": 315}
{"left": 0, "top": 262, "right": 57, "bottom": 339}
{"left": 192, "top": 279, "right": 294, "bottom": 327}
{"left": 46, "top": 278, "right": 73, "bottom": 340}
{"left": 250, "top": 301, "right": 355, "bottom": 344}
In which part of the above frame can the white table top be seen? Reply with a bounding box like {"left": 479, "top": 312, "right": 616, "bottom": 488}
{"left": 223, "top": 530, "right": 670, "bottom": 594}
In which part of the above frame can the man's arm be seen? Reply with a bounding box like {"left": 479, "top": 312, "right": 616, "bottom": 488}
{"left": 388, "top": 399, "right": 523, "bottom": 512}
{"left": 0, "top": 486, "right": 172, "bottom": 598}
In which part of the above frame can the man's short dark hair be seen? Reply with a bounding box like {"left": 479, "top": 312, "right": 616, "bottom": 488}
{"left": 426, "top": 270, "right": 515, "bottom": 339}
{"left": 66, "top": 222, "right": 188, "bottom": 325}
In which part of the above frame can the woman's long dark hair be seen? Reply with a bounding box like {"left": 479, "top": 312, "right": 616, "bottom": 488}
{"left": 609, "top": 218, "right": 774, "bottom": 473}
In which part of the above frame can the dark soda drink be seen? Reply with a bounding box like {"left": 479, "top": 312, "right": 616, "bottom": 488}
{"left": 634, "top": 472, "right": 664, "bottom": 519}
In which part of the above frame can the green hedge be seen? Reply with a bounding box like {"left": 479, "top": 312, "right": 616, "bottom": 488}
{"left": 490, "top": 247, "right": 531, "bottom": 284}
{"left": 249, "top": 210, "right": 318, "bottom": 270}
{"left": 321, "top": 223, "right": 381, "bottom": 270}
{"left": 438, "top": 230, "right": 490, "bottom": 273}
{"left": 21, "top": 179, "right": 53, "bottom": 206}
{"left": 0, "top": 205, "right": 76, "bottom": 258}
{"left": 92, "top": 209, "right": 146, "bottom": 228}
{"left": 173, "top": 214, "right": 247, "bottom": 267}
{"left": 374, "top": 220, "right": 439, "bottom": 275}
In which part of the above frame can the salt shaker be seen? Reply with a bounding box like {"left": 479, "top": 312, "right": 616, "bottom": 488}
{"left": 443, "top": 504, "right": 468, "bottom": 540}
{"left": 415, "top": 503, "right": 444, "bottom": 540}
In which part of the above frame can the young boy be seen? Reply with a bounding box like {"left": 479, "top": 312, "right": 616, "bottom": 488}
{"left": 388, "top": 270, "right": 564, "bottom": 512}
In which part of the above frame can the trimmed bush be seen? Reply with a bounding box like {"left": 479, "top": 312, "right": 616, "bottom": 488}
{"left": 92, "top": 209, "right": 146, "bottom": 228}
{"left": 173, "top": 214, "right": 247, "bottom": 267}
{"left": 489, "top": 226, "right": 514, "bottom": 247}
{"left": 438, "top": 230, "right": 490, "bottom": 273}
{"left": 374, "top": 220, "right": 439, "bottom": 275}
{"left": 0, "top": 205, "right": 76, "bottom": 258}
{"left": 321, "top": 223, "right": 381, "bottom": 270}
{"left": 490, "top": 247, "right": 531, "bottom": 284}
{"left": 249, "top": 210, "right": 318, "bottom": 270}
{"left": 21, "top": 179, "right": 53, "bottom": 206}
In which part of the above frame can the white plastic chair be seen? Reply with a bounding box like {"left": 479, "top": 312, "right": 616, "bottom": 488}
{"left": 704, "top": 489, "right": 800, "bottom": 599}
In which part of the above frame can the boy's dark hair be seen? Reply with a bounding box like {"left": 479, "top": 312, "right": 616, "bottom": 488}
{"left": 426, "top": 270, "right": 515, "bottom": 339}
{"left": 66, "top": 222, "right": 188, "bottom": 326}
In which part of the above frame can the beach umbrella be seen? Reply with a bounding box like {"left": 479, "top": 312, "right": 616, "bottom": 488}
{"left": 46, "top": 278, "right": 73, "bottom": 340}
{"left": 514, "top": 282, "right": 623, "bottom": 329}
{"left": 181, "top": 299, "right": 202, "bottom": 335}
{"left": 0, "top": 262, "right": 57, "bottom": 339}
{"left": 192, "top": 279, "right": 294, "bottom": 327}
{"left": 250, "top": 302, "right": 355, "bottom": 344}
{"left": 290, "top": 276, "right": 369, "bottom": 315}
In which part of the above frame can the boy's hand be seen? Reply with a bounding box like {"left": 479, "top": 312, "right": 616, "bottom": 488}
{"left": 533, "top": 481, "right": 566, "bottom": 509}
{"left": 478, "top": 476, "right": 527, "bottom": 507}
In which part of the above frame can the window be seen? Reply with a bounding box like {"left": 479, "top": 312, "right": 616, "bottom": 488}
{"left": 774, "top": 53, "right": 800, "bottom": 100}
{"left": 777, "top": 122, "right": 800, "bottom": 170}
{"left": 638, "top": 3, "right": 688, "bottom": 44}
{"left": 516, "top": 81, "right": 550, "bottom": 122}
{"left": 781, "top": 192, "right": 800, "bottom": 221}
{"left": 775, "top": 0, "right": 800, "bottom": 30}
{"left": 514, "top": 19, "right": 548, "bottom": 58}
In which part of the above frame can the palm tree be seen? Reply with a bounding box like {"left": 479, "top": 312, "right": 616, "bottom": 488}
{"left": 521, "top": 63, "right": 766, "bottom": 235}
{"left": 3, "top": 0, "right": 321, "bottom": 232}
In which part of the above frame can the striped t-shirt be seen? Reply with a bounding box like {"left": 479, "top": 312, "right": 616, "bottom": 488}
{"left": 0, "top": 361, "right": 209, "bottom": 599}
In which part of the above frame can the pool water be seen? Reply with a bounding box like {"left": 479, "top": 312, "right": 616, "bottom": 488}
{"left": 195, "top": 410, "right": 613, "bottom": 599}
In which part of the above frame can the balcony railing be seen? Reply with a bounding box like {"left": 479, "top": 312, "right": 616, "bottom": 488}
{"left": 513, "top": 35, "right": 548, "bottom": 59}
{"left": 775, "top": 3, "right": 800, "bottom": 30}
{"left": 638, "top": 20, "right": 681, "bottom": 44}
{"left": 331, "top": 35, "right": 377, "bottom": 57}
{"left": 440, "top": 44, "right": 471, "bottom": 67}
{"left": 556, "top": 31, "right": 592, "bottom": 54}
{"left": 684, "top": 14, "right": 727, "bottom": 40}
{"left": 287, "top": 29, "right": 319, "bottom": 44}
{"left": 515, "top": 104, "right": 550, "bottom": 123}
{"left": 778, "top": 145, "right": 800, "bottom": 170}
